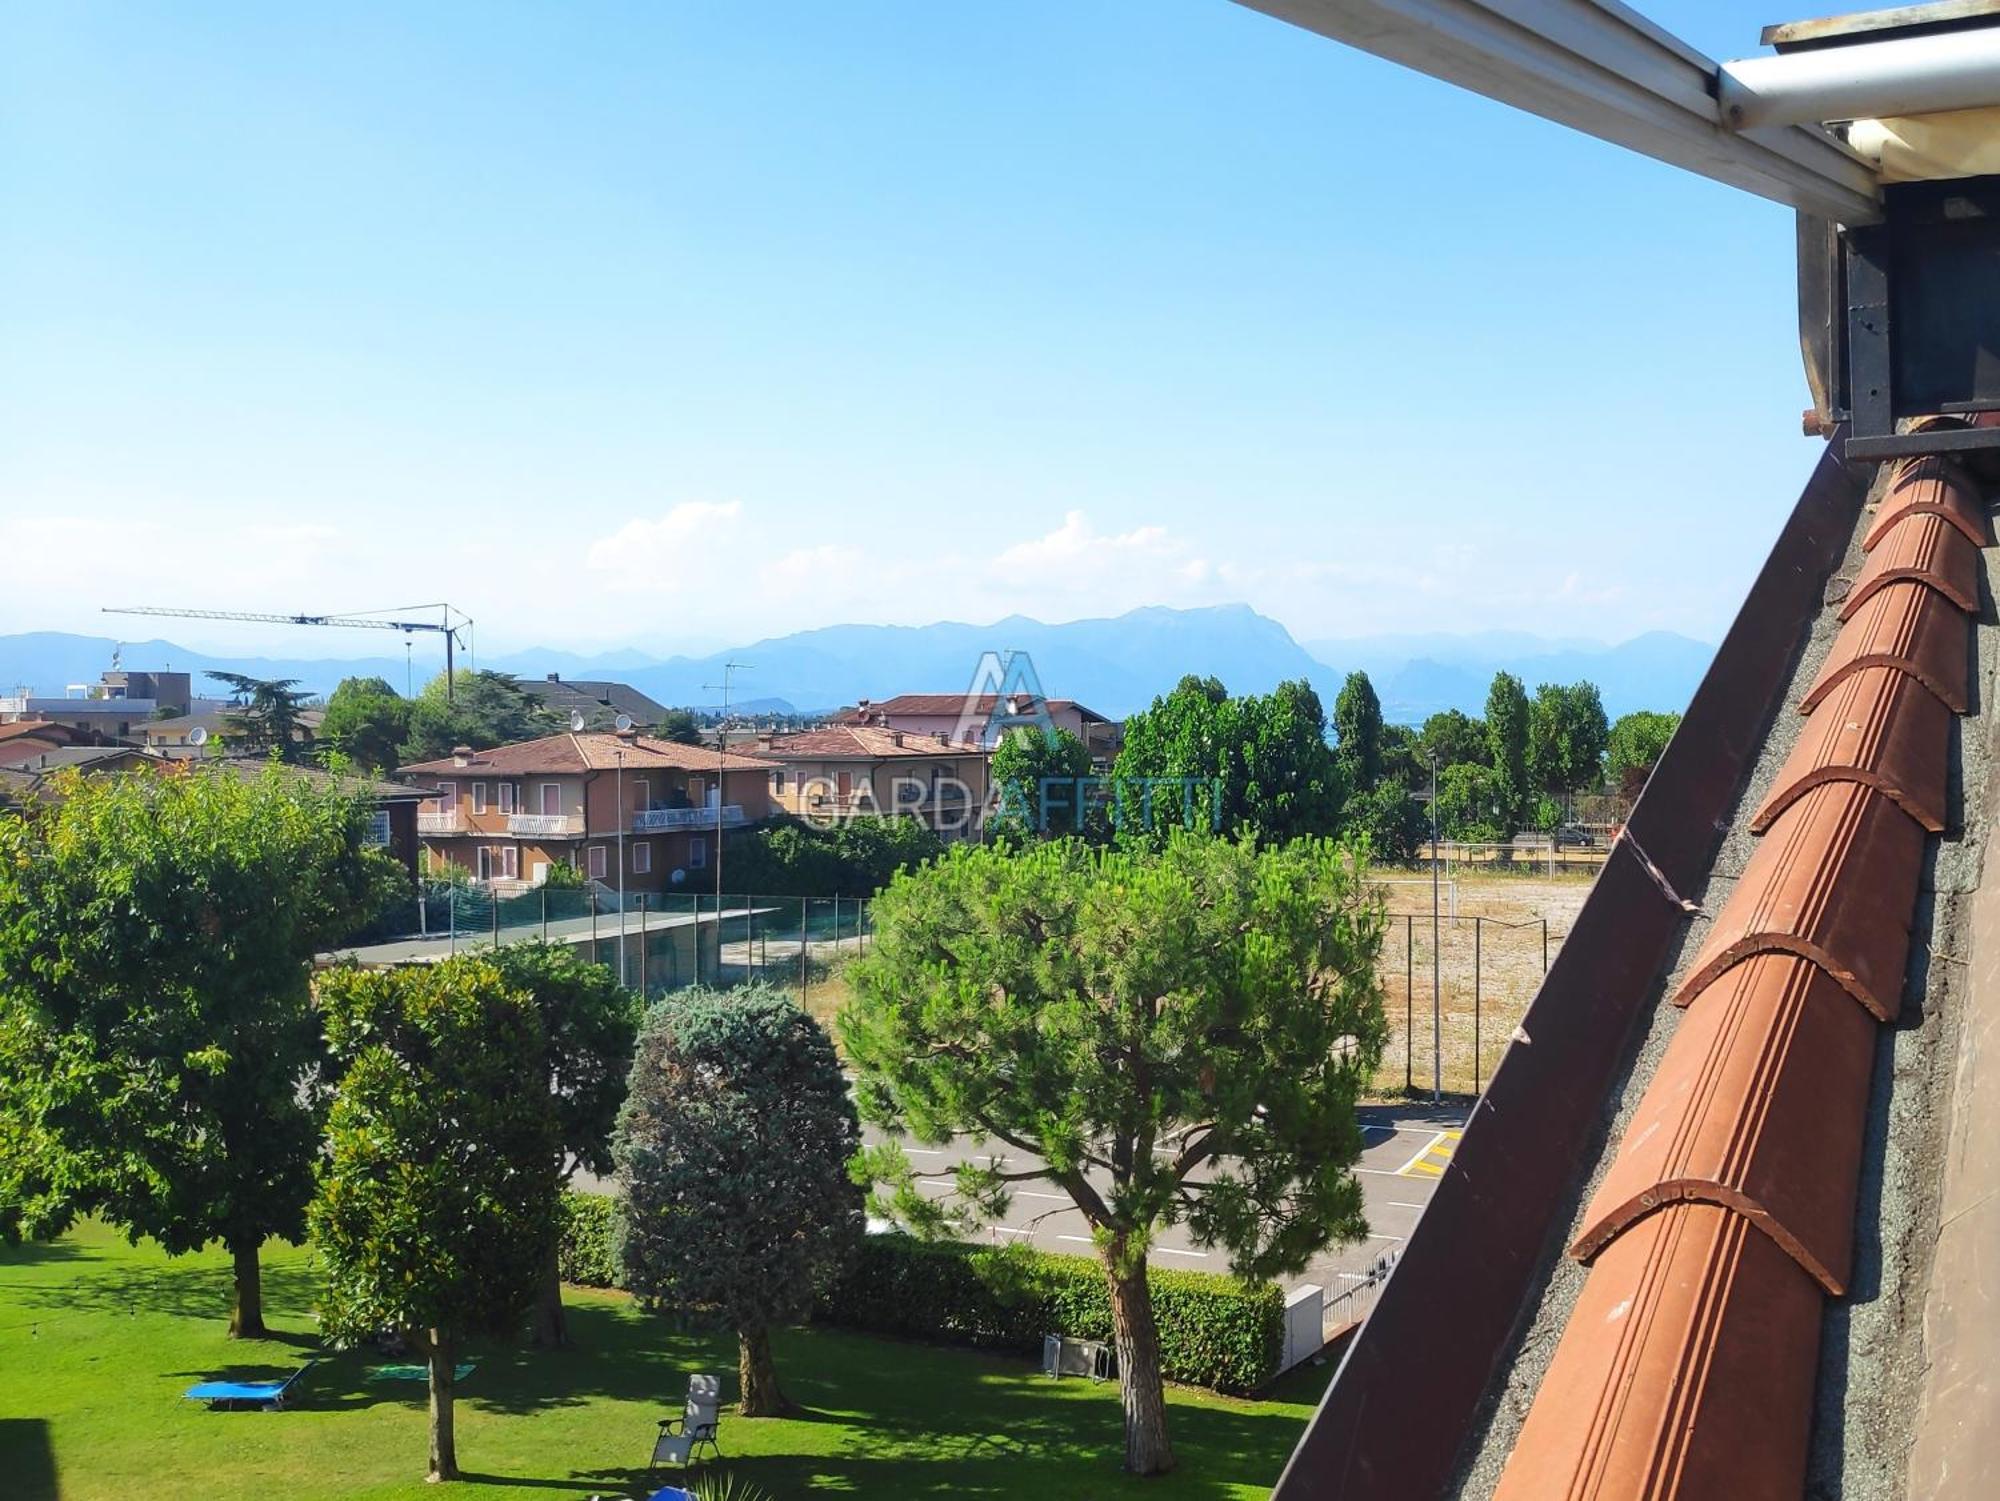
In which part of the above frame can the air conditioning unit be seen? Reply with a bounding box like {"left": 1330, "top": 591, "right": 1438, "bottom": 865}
{"left": 1042, "top": 1334, "right": 1113, "bottom": 1382}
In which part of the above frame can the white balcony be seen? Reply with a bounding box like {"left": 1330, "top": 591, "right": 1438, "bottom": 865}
{"left": 508, "top": 812, "right": 584, "bottom": 837}
{"left": 632, "top": 804, "right": 747, "bottom": 833}
{"left": 417, "top": 811, "right": 462, "bottom": 835}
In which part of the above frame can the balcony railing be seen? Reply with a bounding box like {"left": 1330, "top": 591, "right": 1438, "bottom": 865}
{"left": 632, "top": 804, "right": 747, "bottom": 833}
{"left": 417, "top": 811, "right": 462, "bottom": 835}
{"left": 508, "top": 812, "right": 583, "bottom": 837}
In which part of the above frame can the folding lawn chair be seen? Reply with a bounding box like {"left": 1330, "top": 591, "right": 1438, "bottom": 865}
{"left": 649, "top": 1372, "right": 722, "bottom": 1471}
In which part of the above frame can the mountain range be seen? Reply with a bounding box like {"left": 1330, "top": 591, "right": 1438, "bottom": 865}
{"left": 0, "top": 605, "right": 1712, "bottom": 724}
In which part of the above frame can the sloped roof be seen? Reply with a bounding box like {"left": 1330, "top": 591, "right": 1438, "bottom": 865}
{"left": 515, "top": 676, "right": 673, "bottom": 724}
{"left": 402, "top": 732, "right": 776, "bottom": 777}
{"left": 757, "top": 725, "right": 989, "bottom": 761}
{"left": 1273, "top": 426, "right": 1999, "bottom": 1500}
{"left": 835, "top": 693, "right": 1110, "bottom": 724}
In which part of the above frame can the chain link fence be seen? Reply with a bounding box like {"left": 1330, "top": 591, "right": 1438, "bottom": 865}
{"left": 1377, "top": 912, "right": 1558, "bottom": 1099}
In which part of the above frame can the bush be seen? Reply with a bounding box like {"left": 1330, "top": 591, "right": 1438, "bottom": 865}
{"left": 558, "top": 1191, "right": 620, "bottom": 1288}
{"left": 816, "top": 1234, "right": 1283, "bottom": 1394}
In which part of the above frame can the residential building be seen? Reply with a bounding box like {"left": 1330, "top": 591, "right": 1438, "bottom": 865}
{"left": 516, "top": 673, "right": 675, "bottom": 731}
{"left": 755, "top": 724, "right": 991, "bottom": 839}
{"left": 0, "top": 668, "right": 195, "bottom": 738}
{"left": 0, "top": 720, "right": 96, "bottom": 767}
{"left": 836, "top": 693, "right": 1119, "bottom": 761}
{"left": 400, "top": 731, "right": 776, "bottom": 893}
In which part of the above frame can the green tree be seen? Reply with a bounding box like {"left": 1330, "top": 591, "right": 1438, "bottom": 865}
{"left": 844, "top": 834, "right": 1386, "bottom": 1475}
{"left": 656, "top": 708, "right": 702, "bottom": 745}
{"left": 1484, "top": 672, "right": 1531, "bottom": 831}
{"left": 1434, "top": 762, "right": 1509, "bottom": 841}
{"left": 990, "top": 725, "right": 1096, "bottom": 838}
{"left": 1332, "top": 671, "right": 1384, "bottom": 792}
{"left": 1606, "top": 709, "right": 1679, "bottom": 797}
{"left": 0, "top": 764, "right": 394, "bottom": 1333}
{"left": 1420, "top": 709, "right": 1486, "bottom": 770}
{"left": 1345, "top": 778, "right": 1429, "bottom": 861}
{"left": 401, "top": 669, "right": 561, "bottom": 762}
{"left": 618, "top": 984, "right": 861, "bottom": 1416}
{"left": 1112, "top": 677, "right": 1344, "bottom": 848}
{"left": 312, "top": 958, "right": 558, "bottom": 1482}
{"left": 1378, "top": 723, "right": 1425, "bottom": 788}
{"left": 725, "top": 815, "right": 945, "bottom": 897}
{"left": 207, "top": 671, "right": 311, "bottom": 759}
{"left": 1528, "top": 682, "right": 1611, "bottom": 801}
{"left": 319, "top": 676, "right": 412, "bottom": 773}
{"left": 486, "top": 943, "right": 641, "bottom": 1348}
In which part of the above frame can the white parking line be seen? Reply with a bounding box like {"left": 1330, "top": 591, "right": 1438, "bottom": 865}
{"left": 1152, "top": 1246, "right": 1212, "bottom": 1259}
{"left": 1368, "top": 1233, "right": 1405, "bottom": 1242}
{"left": 1388, "top": 1200, "right": 1428, "bottom": 1210}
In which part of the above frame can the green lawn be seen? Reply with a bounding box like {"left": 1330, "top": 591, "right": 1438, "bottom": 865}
{"left": 0, "top": 1222, "right": 1327, "bottom": 1500}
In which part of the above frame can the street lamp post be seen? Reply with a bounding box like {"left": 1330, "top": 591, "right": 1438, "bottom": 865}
{"left": 1430, "top": 750, "right": 1441, "bottom": 1105}
{"left": 616, "top": 749, "right": 627, "bottom": 988}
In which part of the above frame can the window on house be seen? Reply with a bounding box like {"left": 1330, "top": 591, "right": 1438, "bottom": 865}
{"left": 771, "top": 770, "right": 787, "bottom": 793}
{"left": 836, "top": 770, "right": 853, "bottom": 797}
{"left": 540, "top": 782, "right": 560, "bottom": 816}
{"left": 502, "top": 846, "right": 519, "bottom": 880}
{"left": 587, "top": 845, "right": 607, "bottom": 880}
{"left": 472, "top": 782, "right": 488, "bottom": 814}
{"left": 440, "top": 780, "right": 458, "bottom": 812}
{"left": 498, "top": 783, "right": 515, "bottom": 814}
{"left": 476, "top": 848, "right": 494, "bottom": 881}
{"left": 688, "top": 836, "right": 707, "bottom": 869}
{"left": 632, "top": 841, "right": 652, "bottom": 874}
{"left": 366, "top": 810, "right": 392, "bottom": 847}
{"left": 633, "top": 778, "right": 650, "bottom": 811}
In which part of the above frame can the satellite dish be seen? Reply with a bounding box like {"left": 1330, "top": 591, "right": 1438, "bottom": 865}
{"left": 670, "top": 868, "right": 687, "bottom": 885}
{"left": 569, "top": 710, "right": 586, "bottom": 732}
{"left": 188, "top": 726, "right": 209, "bottom": 747}
{"left": 614, "top": 713, "right": 635, "bottom": 733}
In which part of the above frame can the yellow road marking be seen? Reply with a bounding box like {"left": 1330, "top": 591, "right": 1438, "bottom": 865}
{"left": 1398, "top": 1129, "right": 1462, "bottom": 1178}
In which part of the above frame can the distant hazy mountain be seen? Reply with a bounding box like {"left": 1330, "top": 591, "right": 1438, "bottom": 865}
{"left": 1305, "top": 629, "right": 1713, "bottom": 722}
{"left": 1, "top": 608, "right": 1710, "bottom": 723}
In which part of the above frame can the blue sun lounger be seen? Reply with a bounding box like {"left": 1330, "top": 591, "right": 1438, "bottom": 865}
{"left": 184, "top": 1360, "right": 315, "bottom": 1410}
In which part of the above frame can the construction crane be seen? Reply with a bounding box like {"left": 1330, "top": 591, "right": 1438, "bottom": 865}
{"left": 100, "top": 603, "right": 473, "bottom": 702}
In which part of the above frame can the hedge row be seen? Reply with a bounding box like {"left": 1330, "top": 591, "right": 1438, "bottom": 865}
{"left": 559, "top": 1190, "right": 621, "bottom": 1288}
{"left": 555, "top": 1194, "right": 1283, "bottom": 1393}
{"left": 815, "top": 1233, "right": 1284, "bottom": 1394}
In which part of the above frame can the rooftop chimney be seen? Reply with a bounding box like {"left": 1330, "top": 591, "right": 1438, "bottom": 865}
{"left": 452, "top": 745, "right": 473, "bottom": 768}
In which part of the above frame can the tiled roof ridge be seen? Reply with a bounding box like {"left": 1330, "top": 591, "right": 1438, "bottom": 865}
{"left": 1801, "top": 579, "right": 1970, "bottom": 714}
{"left": 1494, "top": 471, "right": 1988, "bottom": 1497}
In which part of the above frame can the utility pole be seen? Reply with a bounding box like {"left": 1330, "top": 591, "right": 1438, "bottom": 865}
{"left": 616, "top": 748, "right": 627, "bottom": 988}
{"left": 1430, "top": 749, "right": 1441, "bottom": 1105}
{"left": 702, "top": 660, "right": 751, "bottom": 926}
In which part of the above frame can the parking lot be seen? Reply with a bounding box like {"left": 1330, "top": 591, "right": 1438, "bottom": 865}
{"left": 869, "top": 1100, "right": 1465, "bottom": 1299}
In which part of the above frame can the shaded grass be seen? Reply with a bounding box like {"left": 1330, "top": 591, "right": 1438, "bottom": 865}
{"left": 0, "top": 1221, "right": 1326, "bottom": 1500}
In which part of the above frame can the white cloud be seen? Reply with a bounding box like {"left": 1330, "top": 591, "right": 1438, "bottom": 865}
{"left": 583, "top": 500, "right": 744, "bottom": 592}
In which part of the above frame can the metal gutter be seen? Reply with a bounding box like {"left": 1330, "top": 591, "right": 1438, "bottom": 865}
{"left": 1269, "top": 430, "right": 1869, "bottom": 1501}
{"left": 1229, "top": 0, "right": 1881, "bottom": 222}
{"left": 1718, "top": 27, "right": 2000, "bottom": 129}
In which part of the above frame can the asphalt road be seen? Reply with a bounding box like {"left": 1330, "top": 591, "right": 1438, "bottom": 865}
{"left": 865, "top": 1100, "right": 1467, "bottom": 1297}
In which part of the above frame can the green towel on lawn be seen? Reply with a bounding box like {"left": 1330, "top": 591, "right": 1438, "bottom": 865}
{"left": 367, "top": 1362, "right": 475, "bottom": 1383}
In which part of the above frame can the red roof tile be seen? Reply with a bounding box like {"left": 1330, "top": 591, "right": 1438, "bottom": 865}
{"left": 1843, "top": 511, "right": 1980, "bottom": 619}
{"left": 1800, "top": 579, "right": 1969, "bottom": 715}
{"left": 758, "top": 725, "right": 988, "bottom": 760}
{"left": 1572, "top": 953, "right": 1875, "bottom": 1294}
{"left": 1674, "top": 781, "right": 1922, "bottom": 1023}
{"left": 1863, "top": 457, "right": 1990, "bottom": 551}
{"left": 1493, "top": 1203, "right": 1823, "bottom": 1501}
{"left": 1753, "top": 665, "right": 1952, "bottom": 833}
{"left": 403, "top": 732, "right": 776, "bottom": 777}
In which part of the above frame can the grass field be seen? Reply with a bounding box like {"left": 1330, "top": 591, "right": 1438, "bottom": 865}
{"left": 0, "top": 1221, "right": 1327, "bottom": 1501}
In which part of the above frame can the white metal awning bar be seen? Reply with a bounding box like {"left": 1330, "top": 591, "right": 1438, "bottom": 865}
{"left": 1231, "top": 0, "right": 1883, "bottom": 222}
{"left": 1719, "top": 26, "right": 2000, "bottom": 128}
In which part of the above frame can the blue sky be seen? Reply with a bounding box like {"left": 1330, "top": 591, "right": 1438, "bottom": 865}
{"left": 3, "top": 1, "right": 1822, "bottom": 656}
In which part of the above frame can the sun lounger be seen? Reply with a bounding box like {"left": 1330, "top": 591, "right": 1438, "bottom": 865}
{"left": 183, "top": 1360, "right": 315, "bottom": 1410}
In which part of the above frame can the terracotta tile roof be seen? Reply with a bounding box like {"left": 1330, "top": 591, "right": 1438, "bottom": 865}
{"left": 1863, "top": 457, "right": 1990, "bottom": 551}
{"left": 1571, "top": 953, "right": 1873, "bottom": 1294}
{"left": 836, "top": 693, "right": 1109, "bottom": 723}
{"left": 757, "top": 725, "right": 989, "bottom": 760}
{"left": 1843, "top": 510, "right": 1980, "bottom": 617}
{"left": 1752, "top": 664, "right": 1952, "bottom": 832}
{"left": 1800, "top": 579, "right": 1969, "bottom": 714}
{"left": 1493, "top": 1203, "right": 1825, "bottom": 1501}
{"left": 1493, "top": 470, "right": 1985, "bottom": 1497}
{"left": 402, "top": 732, "right": 776, "bottom": 777}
